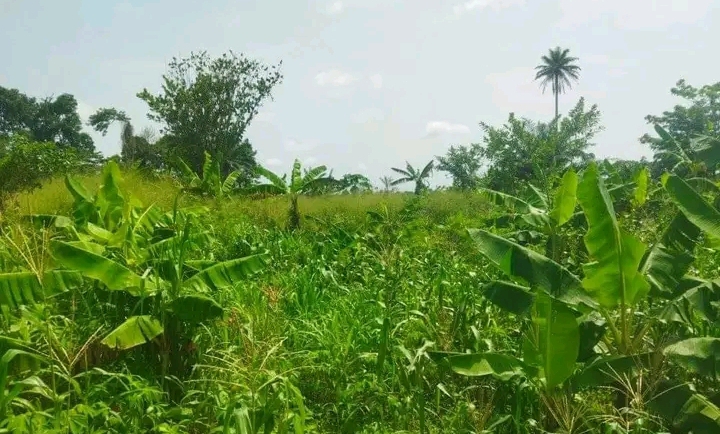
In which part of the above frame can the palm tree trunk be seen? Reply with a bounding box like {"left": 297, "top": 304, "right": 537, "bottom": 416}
{"left": 554, "top": 76, "right": 559, "bottom": 120}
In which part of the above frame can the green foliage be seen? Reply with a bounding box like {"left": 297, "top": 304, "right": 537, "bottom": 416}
{"left": 480, "top": 98, "right": 600, "bottom": 193}
{"left": 137, "top": 51, "right": 283, "bottom": 184}
{"left": 391, "top": 160, "right": 434, "bottom": 195}
{"left": 0, "top": 86, "right": 95, "bottom": 152}
{"left": 0, "top": 135, "right": 84, "bottom": 209}
{"left": 178, "top": 151, "right": 241, "bottom": 198}
{"left": 436, "top": 143, "right": 483, "bottom": 190}
{"left": 641, "top": 79, "right": 720, "bottom": 176}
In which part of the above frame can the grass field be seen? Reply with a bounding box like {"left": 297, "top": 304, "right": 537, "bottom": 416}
{"left": 2, "top": 166, "right": 720, "bottom": 433}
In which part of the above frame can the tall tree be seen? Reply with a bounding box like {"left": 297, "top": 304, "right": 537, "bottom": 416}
{"left": 436, "top": 143, "right": 484, "bottom": 190}
{"left": 89, "top": 108, "right": 164, "bottom": 169}
{"left": 0, "top": 86, "right": 95, "bottom": 152}
{"left": 137, "top": 51, "right": 283, "bottom": 184}
{"left": 480, "top": 98, "right": 600, "bottom": 193}
{"left": 534, "top": 47, "right": 581, "bottom": 119}
{"left": 640, "top": 79, "right": 720, "bottom": 177}
{"left": 391, "top": 161, "right": 434, "bottom": 195}
{"left": 379, "top": 176, "right": 395, "bottom": 192}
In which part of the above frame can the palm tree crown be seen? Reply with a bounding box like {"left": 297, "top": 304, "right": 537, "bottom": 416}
{"left": 534, "top": 47, "right": 581, "bottom": 119}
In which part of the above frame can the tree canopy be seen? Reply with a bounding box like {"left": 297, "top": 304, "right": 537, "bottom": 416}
{"left": 436, "top": 143, "right": 484, "bottom": 190}
{"left": 137, "top": 51, "right": 283, "bottom": 184}
{"left": 0, "top": 86, "right": 95, "bottom": 152}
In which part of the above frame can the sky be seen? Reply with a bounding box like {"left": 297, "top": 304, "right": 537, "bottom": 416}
{"left": 1, "top": 0, "right": 718, "bottom": 187}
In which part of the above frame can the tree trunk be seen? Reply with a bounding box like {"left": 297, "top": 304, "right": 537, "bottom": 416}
{"left": 554, "top": 76, "right": 559, "bottom": 120}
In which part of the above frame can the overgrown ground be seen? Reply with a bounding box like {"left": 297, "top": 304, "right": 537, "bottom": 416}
{"left": 2, "top": 166, "right": 720, "bottom": 433}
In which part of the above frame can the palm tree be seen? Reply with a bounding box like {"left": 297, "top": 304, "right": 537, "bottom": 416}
{"left": 250, "top": 159, "right": 332, "bottom": 229}
{"left": 390, "top": 161, "right": 434, "bottom": 195}
{"left": 534, "top": 47, "right": 581, "bottom": 119}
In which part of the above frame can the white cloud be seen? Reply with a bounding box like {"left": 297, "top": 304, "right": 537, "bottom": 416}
{"left": 325, "top": 1, "right": 344, "bottom": 15}
{"left": 425, "top": 121, "right": 471, "bottom": 135}
{"left": 453, "top": 0, "right": 524, "bottom": 16}
{"left": 315, "top": 69, "right": 356, "bottom": 87}
{"left": 369, "top": 74, "right": 383, "bottom": 89}
{"left": 558, "top": 0, "right": 713, "bottom": 30}
{"left": 265, "top": 158, "right": 282, "bottom": 167}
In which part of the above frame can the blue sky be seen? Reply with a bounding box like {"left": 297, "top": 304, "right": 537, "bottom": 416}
{"left": 2, "top": 0, "right": 718, "bottom": 186}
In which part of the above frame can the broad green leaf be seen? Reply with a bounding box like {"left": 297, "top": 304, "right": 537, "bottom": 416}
{"left": 64, "top": 175, "right": 92, "bottom": 203}
{"left": 221, "top": 170, "right": 241, "bottom": 195}
{"left": 649, "top": 380, "right": 720, "bottom": 434}
{"left": 663, "top": 173, "right": 720, "bottom": 240}
{"left": 86, "top": 222, "right": 113, "bottom": 243}
{"left": 642, "top": 212, "right": 701, "bottom": 297}
{"left": 51, "top": 241, "right": 146, "bottom": 295}
{"left": 550, "top": 169, "right": 578, "bottom": 226}
{"left": 577, "top": 314, "right": 607, "bottom": 362}
{"left": 429, "top": 351, "right": 533, "bottom": 381}
{"left": 578, "top": 163, "right": 649, "bottom": 308}
{"left": 632, "top": 167, "right": 649, "bottom": 207}
{"left": 255, "top": 166, "right": 288, "bottom": 192}
{"left": 290, "top": 159, "right": 303, "bottom": 192}
{"left": 522, "top": 293, "right": 579, "bottom": 389}
{"left": 169, "top": 294, "right": 223, "bottom": 324}
{"left": 664, "top": 338, "right": 720, "bottom": 379}
{"left": 691, "top": 135, "right": 720, "bottom": 168}
{"left": 101, "top": 315, "right": 164, "bottom": 350}
{"left": 483, "top": 281, "right": 534, "bottom": 315}
{"left": 570, "top": 353, "right": 654, "bottom": 389}
{"left": 468, "top": 229, "right": 596, "bottom": 309}
{"left": 183, "top": 254, "right": 266, "bottom": 292}
{"left": 0, "top": 270, "right": 83, "bottom": 309}
{"left": 23, "top": 214, "right": 73, "bottom": 229}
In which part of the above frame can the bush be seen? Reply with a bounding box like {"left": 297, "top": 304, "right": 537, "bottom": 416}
{"left": 0, "top": 134, "right": 83, "bottom": 210}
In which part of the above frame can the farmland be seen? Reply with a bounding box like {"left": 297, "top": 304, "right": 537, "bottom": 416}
{"left": 1, "top": 151, "right": 720, "bottom": 433}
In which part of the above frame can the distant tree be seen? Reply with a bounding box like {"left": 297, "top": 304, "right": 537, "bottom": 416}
{"left": 534, "top": 47, "right": 581, "bottom": 119}
{"left": 480, "top": 98, "right": 600, "bottom": 193}
{"left": 391, "top": 161, "right": 434, "bottom": 195}
{"left": 379, "top": 176, "right": 395, "bottom": 192}
{"left": 89, "top": 108, "right": 165, "bottom": 170}
{"left": 334, "top": 173, "right": 373, "bottom": 194}
{"left": 137, "top": 51, "right": 283, "bottom": 185}
{"left": 436, "top": 143, "right": 484, "bottom": 190}
{"left": 0, "top": 86, "right": 95, "bottom": 152}
{"left": 640, "top": 79, "right": 720, "bottom": 177}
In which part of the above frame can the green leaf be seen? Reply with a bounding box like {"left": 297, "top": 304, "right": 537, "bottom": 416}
{"left": 642, "top": 212, "right": 701, "bottom": 297}
{"left": 169, "top": 294, "right": 223, "bottom": 324}
{"left": 550, "top": 169, "right": 578, "bottom": 227}
{"left": 429, "top": 351, "right": 533, "bottom": 381}
{"left": 632, "top": 167, "right": 649, "bottom": 207}
{"left": 578, "top": 163, "right": 649, "bottom": 308}
{"left": 86, "top": 222, "right": 113, "bottom": 243}
{"left": 23, "top": 214, "right": 73, "bottom": 229}
{"left": 0, "top": 271, "right": 83, "bottom": 309}
{"left": 101, "top": 316, "right": 164, "bottom": 350}
{"left": 468, "top": 229, "right": 595, "bottom": 309}
{"left": 664, "top": 338, "right": 720, "bottom": 379}
{"left": 570, "top": 353, "right": 654, "bottom": 389}
{"left": 65, "top": 175, "right": 92, "bottom": 203}
{"left": 663, "top": 173, "right": 720, "bottom": 240}
{"left": 483, "top": 281, "right": 534, "bottom": 315}
{"left": 522, "top": 293, "right": 579, "bottom": 389}
{"left": 183, "top": 254, "right": 266, "bottom": 292}
{"left": 221, "top": 170, "right": 241, "bottom": 195}
{"left": 51, "top": 241, "right": 147, "bottom": 295}
{"left": 649, "top": 380, "right": 720, "bottom": 434}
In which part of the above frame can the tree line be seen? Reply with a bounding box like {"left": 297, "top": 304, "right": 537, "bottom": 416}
{"left": 2, "top": 47, "right": 719, "bottom": 207}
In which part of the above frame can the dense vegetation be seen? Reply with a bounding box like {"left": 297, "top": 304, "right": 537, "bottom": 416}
{"left": 2, "top": 48, "right": 720, "bottom": 433}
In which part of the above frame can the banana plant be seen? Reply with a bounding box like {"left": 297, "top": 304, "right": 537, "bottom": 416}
{"left": 391, "top": 161, "right": 434, "bottom": 195}
{"left": 482, "top": 169, "right": 578, "bottom": 261}
{"left": 177, "top": 151, "right": 241, "bottom": 198}
{"left": 249, "top": 159, "right": 333, "bottom": 230}
{"left": 433, "top": 164, "right": 720, "bottom": 432}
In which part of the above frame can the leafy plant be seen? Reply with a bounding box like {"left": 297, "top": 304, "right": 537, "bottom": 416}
{"left": 391, "top": 160, "right": 434, "bottom": 195}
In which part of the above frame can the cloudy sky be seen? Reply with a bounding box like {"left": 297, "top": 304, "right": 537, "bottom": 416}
{"left": 2, "top": 0, "right": 718, "bottom": 186}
